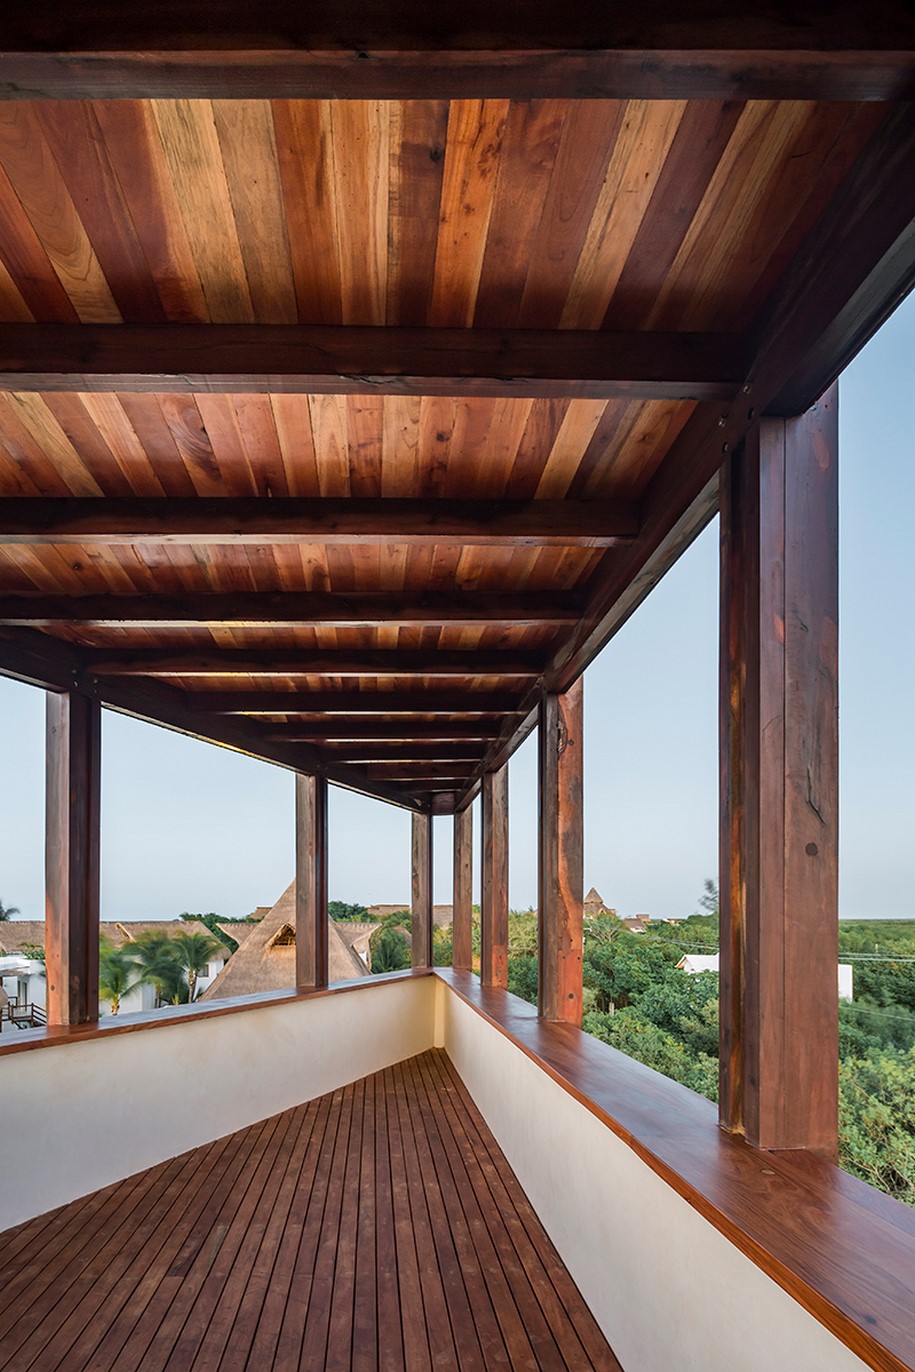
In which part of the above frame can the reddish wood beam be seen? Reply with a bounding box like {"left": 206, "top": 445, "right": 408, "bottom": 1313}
{"left": 538, "top": 679, "right": 584, "bottom": 1024}
{"left": 0, "top": 498, "right": 637, "bottom": 548}
{"left": 452, "top": 805, "right": 473, "bottom": 972}
{"left": 85, "top": 647, "right": 543, "bottom": 678}
{"left": 185, "top": 690, "right": 524, "bottom": 715}
{"left": 0, "top": 625, "right": 425, "bottom": 812}
{"left": 295, "top": 773, "right": 329, "bottom": 990}
{"left": 0, "top": 324, "right": 745, "bottom": 401}
{"left": 263, "top": 721, "right": 504, "bottom": 742}
{"left": 0, "top": 590, "right": 583, "bottom": 628}
{"left": 0, "top": 6, "right": 912, "bottom": 100}
{"left": 361, "top": 762, "right": 477, "bottom": 779}
{"left": 45, "top": 692, "right": 100, "bottom": 1026}
{"left": 544, "top": 103, "right": 915, "bottom": 697}
{"left": 481, "top": 765, "right": 509, "bottom": 990}
{"left": 719, "top": 388, "right": 839, "bottom": 1159}
{"left": 411, "top": 813, "right": 433, "bottom": 971}
{"left": 318, "top": 742, "right": 486, "bottom": 762}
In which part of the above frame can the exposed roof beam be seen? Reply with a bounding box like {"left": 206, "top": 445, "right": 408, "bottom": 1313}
{"left": 184, "top": 690, "right": 524, "bottom": 715}
{"left": 0, "top": 590, "right": 582, "bottom": 628}
{"left": 0, "top": 324, "right": 746, "bottom": 402}
{"left": 1, "top": 5, "right": 912, "bottom": 100}
{"left": 262, "top": 721, "right": 504, "bottom": 742}
{"left": 0, "top": 499, "right": 637, "bottom": 548}
{"left": 540, "top": 101, "right": 915, "bottom": 698}
{"left": 318, "top": 743, "right": 486, "bottom": 761}
{"left": 361, "top": 762, "right": 477, "bottom": 779}
{"left": 0, "top": 626, "right": 424, "bottom": 810}
{"left": 86, "top": 648, "right": 543, "bottom": 678}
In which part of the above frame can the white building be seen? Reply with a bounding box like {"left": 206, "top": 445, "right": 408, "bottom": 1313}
{"left": 676, "top": 952, "right": 854, "bottom": 1001}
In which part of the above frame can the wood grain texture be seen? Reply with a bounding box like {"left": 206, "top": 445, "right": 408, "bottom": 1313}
{"left": 481, "top": 765, "right": 509, "bottom": 990}
{"left": 719, "top": 387, "right": 839, "bottom": 1157}
{"left": 45, "top": 691, "right": 101, "bottom": 1025}
{"left": 437, "top": 968, "right": 915, "bottom": 1372}
{"left": 538, "top": 679, "right": 584, "bottom": 1024}
{"left": 452, "top": 803, "right": 473, "bottom": 971}
{"left": 295, "top": 773, "right": 329, "bottom": 989}
{"left": 411, "top": 813, "right": 433, "bottom": 970}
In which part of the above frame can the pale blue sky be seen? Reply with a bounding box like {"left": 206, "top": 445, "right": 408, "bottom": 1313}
{"left": 1, "top": 297, "right": 912, "bottom": 921}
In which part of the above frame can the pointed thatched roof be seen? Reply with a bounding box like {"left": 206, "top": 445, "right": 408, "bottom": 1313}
{"left": 584, "top": 887, "right": 607, "bottom": 911}
{"left": 199, "top": 882, "right": 368, "bottom": 1001}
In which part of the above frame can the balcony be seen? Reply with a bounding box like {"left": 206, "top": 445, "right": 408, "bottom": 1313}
{"left": 2, "top": 971, "right": 914, "bottom": 1372}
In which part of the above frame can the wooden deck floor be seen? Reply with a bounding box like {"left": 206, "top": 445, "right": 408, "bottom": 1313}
{"left": 0, "top": 1049, "right": 621, "bottom": 1371}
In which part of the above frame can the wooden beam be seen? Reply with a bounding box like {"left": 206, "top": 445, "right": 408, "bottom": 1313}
{"left": 0, "top": 5, "right": 912, "bottom": 100}
{"left": 0, "top": 625, "right": 425, "bottom": 812}
{"left": 0, "top": 498, "right": 637, "bottom": 548}
{"left": 544, "top": 102, "right": 915, "bottom": 697}
{"left": 538, "top": 679, "right": 584, "bottom": 1025}
{"left": 45, "top": 692, "right": 100, "bottom": 1026}
{"left": 411, "top": 812, "right": 433, "bottom": 971}
{"left": 86, "top": 648, "right": 543, "bottom": 678}
{"left": 453, "top": 805, "right": 473, "bottom": 972}
{"left": 295, "top": 773, "right": 329, "bottom": 990}
{"left": 319, "top": 742, "right": 486, "bottom": 762}
{"left": 362, "top": 762, "right": 477, "bottom": 779}
{"left": 263, "top": 721, "right": 504, "bottom": 742}
{"left": 0, "top": 590, "right": 582, "bottom": 628}
{"left": 719, "top": 388, "right": 839, "bottom": 1159}
{"left": 185, "top": 690, "right": 524, "bottom": 715}
{"left": 481, "top": 765, "right": 509, "bottom": 990}
{"left": 0, "top": 323, "right": 746, "bottom": 401}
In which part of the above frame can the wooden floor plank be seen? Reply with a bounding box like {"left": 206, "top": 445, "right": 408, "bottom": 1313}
{"left": 414, "top": 1052, "right": 552, "bottom": 1371}
{"left": 209, "top": 1097, "right": 321, "bottom": 1371}
{"left": 11, "top": 1145, "right": 216, "bottom": 1372}
{"left": 241, "top": 1092, "right": 337, "bottom": 1370}
{"left": 0, "top": 1050, "right": 620, "bottom": 1372}
{"left": 436, "top": 1052, "right": 621, "bottom": 1370}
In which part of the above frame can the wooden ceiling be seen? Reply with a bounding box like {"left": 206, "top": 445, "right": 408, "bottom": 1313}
{"left": 1, "top": 6, "right": 914, "bottom": 813}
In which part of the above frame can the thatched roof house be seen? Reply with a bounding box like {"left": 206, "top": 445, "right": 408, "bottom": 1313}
{"left": 368, "top": 903, "right": 454, "bottom": 930}
{"left": 199, "top": 883, "right": 368, "bottom": 1000}
{"left": 0, "top": 917, "right": 217, "bottom": 954}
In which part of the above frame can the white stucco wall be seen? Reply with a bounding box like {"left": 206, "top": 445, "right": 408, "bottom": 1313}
{"left": 0, "top": 975, "right": 436, "bottom": 1230}
{"left": 440, "top": 985, "right": 871, "bottom": 1372}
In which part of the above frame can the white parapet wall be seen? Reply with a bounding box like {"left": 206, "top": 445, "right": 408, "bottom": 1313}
{"left": 0, "top": 975, "right": 436, "bottom": 1231}
{"left": 439, "top": 982, "right": 871, "bottom": 1372}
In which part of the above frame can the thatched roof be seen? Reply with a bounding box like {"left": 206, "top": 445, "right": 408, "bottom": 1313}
{"left": 0, "top": 917, "right": 215, "bottom": 954}
{"left": 584, "top": 887, "right": 607, "bottom": 910}
{"left": 368, "top": 903, "right": 454, "bottom": 929}
{"left": 199, "top": 883, "right": 367, "bottom": 1001}
{"left": 335, "top": 921, "right": 381, "bottom": 952}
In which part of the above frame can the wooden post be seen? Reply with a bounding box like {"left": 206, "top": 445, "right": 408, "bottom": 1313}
{"left": 720, "top": 383, "right": 839, "bottom": 1158}
{"left": 295, "top": 773, "right": 329, "bottom": 989}
{"left": 452, "top": 804, "right": 473, "bottom": 970}
{"left": 481, "top": 766, "right": 509, "bottom": 988}
{"left": 538, "top": 678, "right": 584, "bottom": 1024}
{"left": 411, "top": 811, "right": 433, "bottom": 969}
{"left": 45, "top": 692, "right": 101, "bottom": 1025}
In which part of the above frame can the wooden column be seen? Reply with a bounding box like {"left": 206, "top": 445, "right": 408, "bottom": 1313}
{"left": 480, "top": 766, "right": 509, "bottom": 988}
{"left": 538, "top": 678, "right": 584, "bottom": 1024}
{"left": 452, "top": 803, "right": 473, "bottom": 971}
{"left": 45, "top": 691, "right": 101, "bottom": 1025}
{"left": 720, "top": 383, "right": 839, "bottom": 1158}
{"left": 295, "top": 773, "right": 329, "bottom": 989}
{"left": 411, "top": 811, "right": 433, "bottom": 969}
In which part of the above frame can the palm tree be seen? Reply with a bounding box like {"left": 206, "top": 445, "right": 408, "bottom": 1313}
{"left": 0, "top": 898, "right": 20, "bottom": 922}
{"left": 98, "top": 940, "right": 139, "bottom": 1016}
{"left": 171, "top": 931, "right": 225, "bottom": 1002}
{"left": 130, "top": 932, "right": 186, "bottom": 1007}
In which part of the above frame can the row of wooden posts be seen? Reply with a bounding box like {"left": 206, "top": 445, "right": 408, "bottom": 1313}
{"left": 41, "top": 393, "right": 839, "bottom": 1158}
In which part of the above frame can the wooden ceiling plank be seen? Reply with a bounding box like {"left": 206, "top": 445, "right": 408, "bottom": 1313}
{"left": 183, "top": 689, "right": 523, "bottom": 714}
{"left": 0, "top": 589, "right": 582, "bottom": 626}
{"left": 3, "top": 8, "right": 910, "bottom": 100}
{"left": 0, "top": 497, "right": 638, "bottom": 546}
{"left": 0, "top": 323, "right": 746, "bottom": 400}
{"left": 262, "top": 721, "right": 503, "bottom": 741}
{"left": 83, "top": 646, "right": 544, "bottom": 676}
